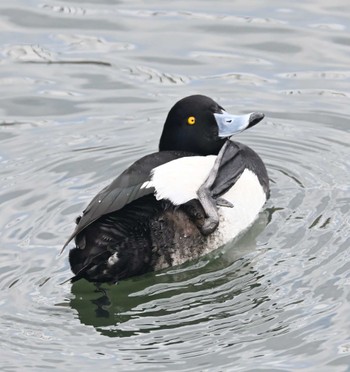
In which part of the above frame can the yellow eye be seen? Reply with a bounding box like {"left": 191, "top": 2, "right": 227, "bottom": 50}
{"left": 187, "top": 116, "right": 196, "bottom": 125}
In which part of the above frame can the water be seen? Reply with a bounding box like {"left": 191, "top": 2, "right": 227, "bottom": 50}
{"left": 1, "top": 0, "right": 350, "bottom": 371}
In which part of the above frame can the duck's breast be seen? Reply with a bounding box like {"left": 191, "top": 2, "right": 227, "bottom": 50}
{"left": 205, "top": 168, "right": 267, "bottom": 251}
{"left": 147, "top": 155, "right": 217, "bottom": 205}
{"left": 148, "top": 156, "right": 267, "bottom": 265}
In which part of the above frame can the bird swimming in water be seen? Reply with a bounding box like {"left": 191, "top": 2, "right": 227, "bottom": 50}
{"left": 62, "top": 95, "right": 269, "bottom": 283}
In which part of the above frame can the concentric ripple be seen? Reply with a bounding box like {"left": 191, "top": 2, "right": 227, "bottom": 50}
{"left": 1, "top": 0, "right": 350, "bottom": 371}
{"left": 1, "top": 85, "right": 350, "bottom": 372}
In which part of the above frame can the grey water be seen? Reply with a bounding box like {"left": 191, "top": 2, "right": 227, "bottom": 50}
{"left": 1, "top": 0, "right": 350, "bottom": 371}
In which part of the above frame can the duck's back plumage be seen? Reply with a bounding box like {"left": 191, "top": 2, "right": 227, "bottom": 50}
{"left": 62, "top": 150, "right": 195, "bottom": 251}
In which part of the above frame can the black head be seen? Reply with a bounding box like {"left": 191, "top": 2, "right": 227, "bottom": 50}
{"left": 159, "top": 95, "right": 264, "bottom": 156}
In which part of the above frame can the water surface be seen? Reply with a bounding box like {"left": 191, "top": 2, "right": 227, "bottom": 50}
{"left": 1, "top": 0, "right": 350, "bottom": 371}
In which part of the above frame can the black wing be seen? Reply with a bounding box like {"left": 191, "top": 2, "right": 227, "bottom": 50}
{"left": 211, "top": 140, "right": 269, "bottom": 198}
{"left": 210, "top": 141, "right": 246, "bottom": 198}
{"left": 62, "top": 150, "right": 195, "bottom": 251}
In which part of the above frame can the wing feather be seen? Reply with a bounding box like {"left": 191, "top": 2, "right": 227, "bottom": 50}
{"left": 62, "top": 150, "right": 194, "bottom": 250}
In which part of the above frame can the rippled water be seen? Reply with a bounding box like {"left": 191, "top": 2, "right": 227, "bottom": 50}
{"left": 1, "top": 0, "right": 350, "bottom": 371}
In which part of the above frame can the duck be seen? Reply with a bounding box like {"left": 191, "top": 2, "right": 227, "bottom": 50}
{"left": 62, "top": 95, "right": 269, "bottom": 283}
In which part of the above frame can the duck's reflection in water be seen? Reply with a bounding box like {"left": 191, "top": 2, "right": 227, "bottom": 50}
{"left": 69, "top": 209, "right": 274, "bottom": 338}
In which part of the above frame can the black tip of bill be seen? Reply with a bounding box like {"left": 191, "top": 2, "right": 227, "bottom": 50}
{"left": 248, "top": 112, "right": 265, "bottom": 128}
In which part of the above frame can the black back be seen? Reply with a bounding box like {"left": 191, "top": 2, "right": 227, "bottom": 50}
{"left": 62, "top": 150, "right": 195, "bottom": 250}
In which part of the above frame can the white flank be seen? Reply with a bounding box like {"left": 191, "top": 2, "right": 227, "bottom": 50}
{"left": 204, "top": 168, "right": 267, "bottom": 251}
{"left": 150, "top": 162, "right": 267, "bottom": 268}
{"left": 149, "top": 155, "right": 216, "bottom": 205}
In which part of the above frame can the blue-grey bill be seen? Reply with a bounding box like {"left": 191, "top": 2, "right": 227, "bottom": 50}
{"left": 214, "top": 111, "right": 264, "bottom": 138}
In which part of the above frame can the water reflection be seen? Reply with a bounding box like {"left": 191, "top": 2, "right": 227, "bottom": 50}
{"left": 1, "top": 0, "right": 350, "bottom": 369}
{"left": 69, "top": 212, "right": 271, "bottom": 338}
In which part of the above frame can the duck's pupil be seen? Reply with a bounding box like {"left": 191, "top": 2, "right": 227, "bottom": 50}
{"left": 187, "top": 116, "right": 196, "bottom": 125}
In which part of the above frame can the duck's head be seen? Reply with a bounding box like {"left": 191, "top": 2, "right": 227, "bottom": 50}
{"left": 159, "top": 95, "right": 264, "bottom": 155}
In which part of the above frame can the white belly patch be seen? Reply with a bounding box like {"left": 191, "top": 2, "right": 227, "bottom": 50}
{"left": 148, "top": 155, "right": 216, "bottom": 204}
{"left": 147, "top": 156, "right": 267, "bottom": 252}
{"left": 205, "top": 168, "right": 267, "bottom": 250}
